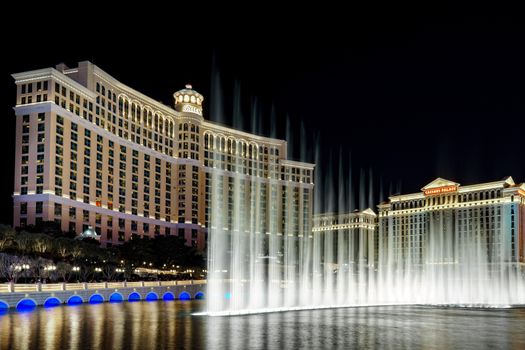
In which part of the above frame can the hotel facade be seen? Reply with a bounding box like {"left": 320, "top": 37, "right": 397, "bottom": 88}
{"left": 12, "top": 61, "right": 315, "bottom": 249}
{"left": 312, "top": 209, "right": 377, "bottom": 268}
{"left": 378, "top": 177, "right": 525, "bottom": 267}
{"left": 313, "top": 177, "right": 525, "bottom": 268}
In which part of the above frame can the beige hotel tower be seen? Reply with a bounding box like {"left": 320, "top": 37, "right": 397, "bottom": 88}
{"left": 12, "top": 61, "right": 315, "bottom": 249}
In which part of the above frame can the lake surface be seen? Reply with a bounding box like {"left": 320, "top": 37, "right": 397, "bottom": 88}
{"left": 1, "top": 301, "right": 525, "bottom": 349}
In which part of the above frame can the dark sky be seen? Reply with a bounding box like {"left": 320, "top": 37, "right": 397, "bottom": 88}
{"left": 1, "top": 11, "right": 524, "bottom": 221}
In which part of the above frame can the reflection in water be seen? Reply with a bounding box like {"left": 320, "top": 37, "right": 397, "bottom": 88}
{"left": 1, "top": 302, "right": 525, "bottom": 349}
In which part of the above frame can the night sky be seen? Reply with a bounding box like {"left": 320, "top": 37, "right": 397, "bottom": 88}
{"left": 1, "top": 11, "right": 524, "bottom": 221}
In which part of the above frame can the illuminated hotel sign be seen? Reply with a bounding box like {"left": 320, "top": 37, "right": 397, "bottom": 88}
{"left": 182, "top": 104, "right": 202, "bottom": 116}
{"left": 424, "top": 186, "right": 458, "bottom": 196}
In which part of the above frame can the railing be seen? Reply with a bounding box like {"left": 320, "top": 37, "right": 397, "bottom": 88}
{"left": 0, "top": 280, "right": 206, "bottom": 293}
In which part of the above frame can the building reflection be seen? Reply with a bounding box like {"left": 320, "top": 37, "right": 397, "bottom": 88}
{"left": 1, "top": 303, "right": 525, "bottom": 349}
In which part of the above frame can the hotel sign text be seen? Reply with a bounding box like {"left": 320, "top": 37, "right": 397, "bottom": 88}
{"left": 182, "top": 104, "right": 202, "bottom": 116}
{"left": 424, "top": 186, "right": 458, "bottom": 196}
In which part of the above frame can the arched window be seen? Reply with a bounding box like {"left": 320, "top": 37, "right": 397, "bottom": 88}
{"left": 118, "top": 96, "right": 124, "bottom": 116}
{"left": 124, "top": 100, "right": 129, "bottom": 118}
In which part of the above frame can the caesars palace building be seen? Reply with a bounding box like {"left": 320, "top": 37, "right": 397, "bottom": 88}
{"left": 313, "top": 177, "right": 525, "bottom": 268}
{"left": 12, "top": 61, "right": 315, "bottom": 249}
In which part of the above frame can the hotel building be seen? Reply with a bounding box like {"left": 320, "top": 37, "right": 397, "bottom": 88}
{"left": 11, "top": 61, "right": 315, "bottom": 249}
{"left": 313, "top": 177, "right": 525, "bottom": 268}
{"left": 378, "top": 177, "right": 525, "bottom": 266}
{"left": 312, "top": 209, "right": 377, "bottom": 268}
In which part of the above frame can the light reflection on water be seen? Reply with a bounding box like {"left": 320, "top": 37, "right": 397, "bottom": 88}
{"left": 1, "top": 302, "right": 525, "bottom": 349}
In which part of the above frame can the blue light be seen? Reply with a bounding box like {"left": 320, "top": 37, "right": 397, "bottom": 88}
{"left": 225, "top": 292, "right": 232, "bottom": 300}
{"left": 145, "top": 292, "right": 158, "bottom": 301}
{"left": 109, "top": 293, "right": 123, "bottom": 303}
{"left": 89, "top": 294, "right": 104, "bottom": 304}
{"left": 44, "top": 297, "right": 61, "bottom": 308}
{"left": 128, "top": 292, "right": 141, "bottom": 302}
{"left": 163, "top": 292, "right": 175, "bottom": 301}
{"left": 17, "top": 299, "right": 37, "bottom": 312}
{"left": 67, "top": 296, "right": 83, "bottom": 305}
{"left": 0, "top": 301, "right": 7, "bottom": 315}
{"left": 179, "top": 291, "right": 191, "bottom": 300}
{"left": 195, "top": 292, "right": 205, "bottom": 300}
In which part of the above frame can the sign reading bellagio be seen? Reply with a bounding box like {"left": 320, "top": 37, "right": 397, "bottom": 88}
{"left": 424, "top": 185, "right": 458, "bottom": 196}
{"left": 182, "top": 104, "right": 202, "bottom": 116}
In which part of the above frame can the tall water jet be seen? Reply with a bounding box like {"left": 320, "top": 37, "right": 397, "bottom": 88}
{"left": 348, "top": 154, "right": 355, "bottom": 213}
{"left": 205, "top": 65, "right": 525, "bottom": 315}
{"left": 359, "top": 169, "right": 366, "bottom": 210}
{"left": 368, "top": 168, "right": 374, "bottom": 210}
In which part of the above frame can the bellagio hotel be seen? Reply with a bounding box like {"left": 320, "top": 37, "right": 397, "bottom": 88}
{"left": 11, "top": 61, "right": 315, "bottom": 249}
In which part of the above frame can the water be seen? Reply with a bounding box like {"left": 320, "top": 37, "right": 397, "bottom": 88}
{"left": 206, "top": 128, "right": 525, "bottom": 312}
{"left": 206, "top": 146, "right": 525, "bottom": 313}
{"left": 2, "top": 302, "right": 525, "bottom": 349}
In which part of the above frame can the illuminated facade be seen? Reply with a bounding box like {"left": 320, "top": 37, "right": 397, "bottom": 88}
{"left": 12, "top": 61, "right": 315, "bottom": 249}
{"left": 378, "top": 177, "right": 525, "bottom": 266}
{"left": 313, "top": 209, "right": 377, "bottom": 267}
{"left": 313, "top": 177, "right": 525, "bottom": 268}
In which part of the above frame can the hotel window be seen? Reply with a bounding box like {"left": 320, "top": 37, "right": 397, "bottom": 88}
{"left": 35, "top": 202, "right": 43, "bottom": 214}
{"left": 20, "top": 203, "right": 27, "bottom": 215}
{"left": 54, "top": 203, "right": 62, "bottom": 216}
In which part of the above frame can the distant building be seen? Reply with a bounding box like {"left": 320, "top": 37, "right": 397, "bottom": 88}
{"left": 314, "top": 177, "right": 525, "bottom": 268}
{"left": 12, "top": 61, "right": 315, "bottom": 249}
{"left": 313, "top": 209, "right": 377, "bottom": 268}
{"left": 378, "top": 177, "right": 525, "bottom": 266}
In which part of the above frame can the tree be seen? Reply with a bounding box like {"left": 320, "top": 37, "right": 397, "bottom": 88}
{"left": 13, "top": 231, "right": 33, "bottom": 255}
{"left": 31, "top": 233, "right": 52, "bottom": 255}
{"left": 79, "top": 265, "right": 93, "bottom": 282}
{"left": 27, "top": 221, "right": 63, "bottom": 237}
{"left": 56, "top": 262, "right": 72, "bottom": 282}
{"left": 31, "top": 257, "right": 51, "bottom": 281}
{"left": 53, "top": 237, "right": 71, "bottom": 260}
{"left": 102, "top": 264, "right": 116, "bottom": 281}
{"left": 0, "top": 225, "right": 15, "bottom": 252}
